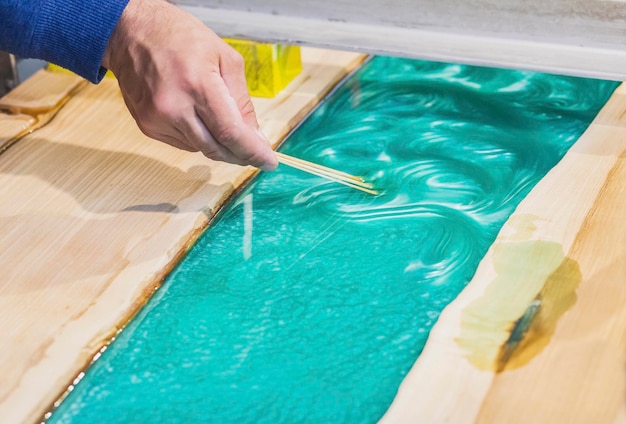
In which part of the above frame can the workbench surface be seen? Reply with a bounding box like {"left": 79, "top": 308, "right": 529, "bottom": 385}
{"left": 1, "top": 47, "right": 625, "bottom": 423}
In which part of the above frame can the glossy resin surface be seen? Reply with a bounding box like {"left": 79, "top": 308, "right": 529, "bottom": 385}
{"left": 49, "top": 57, "right": 618, "bottom": 423}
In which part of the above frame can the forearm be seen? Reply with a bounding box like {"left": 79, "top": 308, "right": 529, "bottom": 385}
{"left": 0, "top": 0, "right": 129, "bottom": 83}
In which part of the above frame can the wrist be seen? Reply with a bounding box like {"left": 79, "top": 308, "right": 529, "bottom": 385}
{"left": 102, "top": 0, "right": 151, "bottom": 73}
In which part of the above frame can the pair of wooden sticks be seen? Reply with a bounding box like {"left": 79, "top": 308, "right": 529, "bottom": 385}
{"left": 275, "top": 152, "right": 378, "bottom": 195}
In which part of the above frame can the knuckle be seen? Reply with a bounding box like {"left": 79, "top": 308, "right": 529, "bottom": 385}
{"left": 201, "top": 147, "right": 224, "bottom": 162}
{"left": 234, "top": 142, "right": 265, "bottom": 166}
{"left": 152, "top": 92, "right": 177, "bottom": 119}
{"left": 226, "top": 50, "right": 245, "bottom": 70}
{"left": 238, "top": 96, "right": 257, "bottom": 119}
{"left": 214, "top": 123, "right": 242, "bottom": 147}
{"left": 242, "top": 151, "right": 265, "bottom": 166}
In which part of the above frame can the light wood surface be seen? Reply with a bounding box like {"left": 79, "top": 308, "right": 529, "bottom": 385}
{"left": 3, "top": 45, "right": 624, "bottom": 423}
{"left": 0, "top": 72, "right": 86, "bottom": 152}
{"left": 0, "top": 47, "right": 366, "bottom": 424}
{"left": 383, "top": 83, "right": 626, "bottom": 423}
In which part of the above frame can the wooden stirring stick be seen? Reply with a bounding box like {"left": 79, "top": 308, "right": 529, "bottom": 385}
{"left": 275, "top": 152, "right": 378, "bottom": 195}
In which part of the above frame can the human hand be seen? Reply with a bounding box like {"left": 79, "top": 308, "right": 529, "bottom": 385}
{"left": 101, "top": 0, "right": 278, "bottom": 170}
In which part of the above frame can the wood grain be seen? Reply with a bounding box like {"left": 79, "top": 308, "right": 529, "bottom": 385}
{"left": 0, "top": 71, "right": 86, "bottom": 152}
{"left": 0, "top": 47, "right": 366, "bottom": 424}
{"left": 383, "top": 87, "right": 626, "bottom": 423}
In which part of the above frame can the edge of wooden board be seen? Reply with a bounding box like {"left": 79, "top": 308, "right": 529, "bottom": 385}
{"left": 383, "top": 83, "right": 626, "bottom": 423}
{"left": 0, "top": 48, "right": 367, "bottom": 424}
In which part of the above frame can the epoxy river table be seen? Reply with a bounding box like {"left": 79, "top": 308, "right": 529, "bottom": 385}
{"left": 1, "top": 47, "right": 625, "bottom": 423}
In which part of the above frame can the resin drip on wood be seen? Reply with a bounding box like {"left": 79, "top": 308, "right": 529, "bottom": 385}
{"left": 384, "top": 85, "right": 626, "bottom": 423}
{"left": 457, "top": 236, "right": 581, "bottom": 373}
{"left": 475, "top": 149, "right": 626, "bottom": 423}
{"left": 0, "top": 71, "right": 86, "bottom": 152}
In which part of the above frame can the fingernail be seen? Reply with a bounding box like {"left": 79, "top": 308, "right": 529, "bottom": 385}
{"left": 260, "top": 152, "right": 278, "bottom": 171}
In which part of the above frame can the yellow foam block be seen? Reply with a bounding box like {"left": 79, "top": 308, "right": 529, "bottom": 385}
{"left": 224, "top": 39, "right": 302, "bottom": 98}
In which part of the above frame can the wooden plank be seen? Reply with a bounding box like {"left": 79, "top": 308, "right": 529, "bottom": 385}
{"left": 0, "top": 113, "right": 34, "bottom": 150}
{"left": 382, "top": 87, "right": 626, "bottom": 422}
{"left": 177, "top": 1, "right": 626, "bottom": 80}
{"left": 0, "top": 71, "right": 85, "bottom": 114}
{"left": 0, "top": 47, "right": 366, "bottom": 424}
{"left": 0, "top": 71, "right": 86, "bottom": 152}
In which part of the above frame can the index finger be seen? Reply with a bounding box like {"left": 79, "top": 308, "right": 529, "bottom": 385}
{"left": 218, "top": 45, "right": 261, "bottom": 130}
{"left": 196, "top": 71, "right": 278, "bottom": 170}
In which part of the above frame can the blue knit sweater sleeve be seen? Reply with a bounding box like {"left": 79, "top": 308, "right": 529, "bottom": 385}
{"left": 0, "top": 0, "right": 130, "bottom": 83}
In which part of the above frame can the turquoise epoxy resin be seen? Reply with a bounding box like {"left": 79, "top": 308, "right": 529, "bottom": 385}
{"left": 49, "top": 57, "right": 618, "bottom": 423}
